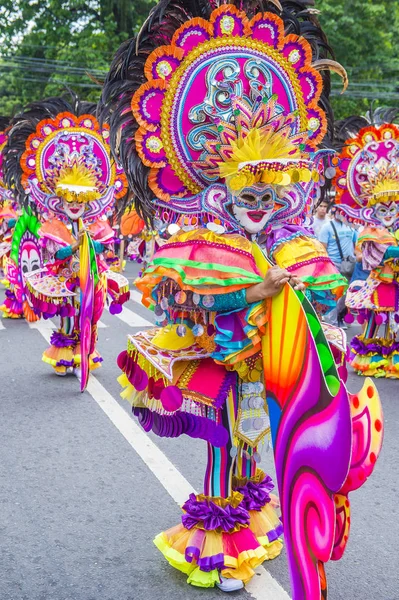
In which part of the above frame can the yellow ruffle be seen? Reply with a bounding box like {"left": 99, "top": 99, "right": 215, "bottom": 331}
{"left": 273, "top": 235, "right": 329, "bottom": 269}
{"left": 154, "top": 528, "right": 269, "bottom": 586}
{"left": 154, "top": 533, "right": 220, "bottom": 588}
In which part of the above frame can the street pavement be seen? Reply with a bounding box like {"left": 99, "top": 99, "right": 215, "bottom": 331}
{"left": 0, "top": 262, "right": 398, "bottom": 600}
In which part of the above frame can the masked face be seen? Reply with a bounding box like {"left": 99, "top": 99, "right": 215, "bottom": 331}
{"left": 374, "top": 201, "right": 399, "bottom": 228}
{"left": 231, "top": 184, "right": 275, "bottom": 234}
{"left": 63, "top": 200, "right": 86, "bottom": 221}
{"left": 20, "top": 239, "right": 41, "bottom": 284}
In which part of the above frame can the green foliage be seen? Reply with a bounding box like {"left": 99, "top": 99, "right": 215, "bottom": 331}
{"left": 0, "top": 0, "right": 398, "bottom": 120}
{"left": 0, "top": 0, "right": 154, "bottom": 115}
{"left": 317, "top": 0, "right": 399, "bottom": 118}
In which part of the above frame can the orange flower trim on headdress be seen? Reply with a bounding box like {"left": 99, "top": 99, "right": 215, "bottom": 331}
{"left": 130, "top": 5, "right": 346, "bottom": 202}
{"left": 20, "top": 112, "right": 127, "bottom": 200}
{"left": 334, "top": 123, "right": 399, "bottom": 210}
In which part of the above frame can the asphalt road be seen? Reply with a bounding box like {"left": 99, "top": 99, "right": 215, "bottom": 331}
{"left": 0, "top": 262, "right": 398, "bottom": 600}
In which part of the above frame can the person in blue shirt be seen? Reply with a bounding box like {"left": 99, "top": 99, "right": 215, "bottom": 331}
{"left": 319, "top": 212, "right": 358, "bottom": 327}
{"left": 319, "top": 213, "right": 358, "bottom": 268}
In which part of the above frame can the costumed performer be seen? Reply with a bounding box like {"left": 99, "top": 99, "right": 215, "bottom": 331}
{"left": 333, "top": 109, "right": 399, "bottom": 378}
{"left": 3, "top": 94, "right": 131, "bottom": 386}
{"left": 0, "top": 119, "right": 18, "bottom": 287}
{"left": 100, "top": 0, "right": 384, "bottom": 596}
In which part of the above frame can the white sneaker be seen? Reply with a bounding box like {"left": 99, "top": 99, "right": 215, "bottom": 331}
{"left": 216, "top": 576, "right": 244, "bottom": 592}
{"left": 54, "top": 371, "right": 67, "bottom": 377}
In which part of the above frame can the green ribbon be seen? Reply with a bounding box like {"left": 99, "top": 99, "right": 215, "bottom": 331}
{"left": 147, "top": 257, "right": 263, "bottom": 286}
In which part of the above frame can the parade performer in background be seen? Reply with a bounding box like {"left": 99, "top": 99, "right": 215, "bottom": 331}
{"left": 3, "top": 95, "right": 130, "bottom": 388}
{"left": 0, "top": 119, "right": 18, "bottom": 283}
{"left": 333, "top": 109, "right": 399, "bottom": 378}
{"left": 101, "top": 0, "right": 383, "bottom": 595}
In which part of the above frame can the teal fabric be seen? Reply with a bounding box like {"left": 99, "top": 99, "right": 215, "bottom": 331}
{"left": 200, "top": 288, "right": 248, "bottom": 312}
{"left": 55, "top": 245, "right": 73, "bottom": 260}
{"left": 7, "top": 218, "right": 16, "bottom": 228}
{"left": 384, "top": 245, "right": 399, "bottom": 260}
{"left": 93, "top": 241, "right": 104, "bottom": 254}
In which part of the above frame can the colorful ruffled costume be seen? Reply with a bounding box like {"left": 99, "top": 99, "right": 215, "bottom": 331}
{"left": 333, "top": 115, "right": 399, "bottom": 378}
{"left": 101, "top": 1, "right": 383, "bottom": 596}
{"left": 0, "top": 122, "right": 18, "bottom": 284}
{"left": 2, "top": 97, "right": 130, "bottom": 387}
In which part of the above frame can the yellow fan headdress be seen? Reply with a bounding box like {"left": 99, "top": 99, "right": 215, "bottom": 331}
{"left": 54, "top": 160, "right": 101, "bottom": 203}
{"left": 195, "top": 95, "right": 320, "bottom": 192}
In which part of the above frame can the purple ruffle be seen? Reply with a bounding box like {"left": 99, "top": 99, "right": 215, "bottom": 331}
{"left": 351, "top": 337, "right": 399, "bottom": 356}
{"left": 266, "top": 522, "right": 284, "bottom": 543}
{"left": 266, "top": 224, "right": 314, "bottom": 255}
{"left": 133, "top": 407, "right": 228, "bottom": 447}
{"left": 214, "top": 370, "right": 237, "bottom": 409}
{"left": 185, "top": 547, "right": 225, "bottom": 572}
{"left": 56, "top": 359, "right": 75, "bottom": 367}
{"left": 234, "top": 474, "right": 275, "bottom": 512}
{"left": 50, "top": 331, "right": 77, "bottom": 348}
{"left": 181, "top": 493, "right": 250, "bottom": 532}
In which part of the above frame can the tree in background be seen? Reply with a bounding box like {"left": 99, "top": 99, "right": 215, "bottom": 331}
{"left": 318, "top": 0, "right": 399, "bottom": 118}
{"left": 0, "top": 0, "right": 398, "bottom": 118}
{"left": 0, "top": 0, "right": 154, "bottom": 114}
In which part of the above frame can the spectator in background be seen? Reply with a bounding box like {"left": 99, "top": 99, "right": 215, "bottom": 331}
{"left": 312, "top": 199, "right": 330, "bottom": 238}
{"left": 319, "top": 211, "right": 358, "bottom": 328}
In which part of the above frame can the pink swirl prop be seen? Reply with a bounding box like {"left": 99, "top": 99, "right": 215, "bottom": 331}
{"left": 290, "top": 472, "right": 335, "bottom": 597}
{"left": 332, "top": 494, "right": 351, "bottom": 561}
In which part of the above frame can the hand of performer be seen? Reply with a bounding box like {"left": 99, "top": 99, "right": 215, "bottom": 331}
{"left": 245, "top": 266, "right": 305, "bottom": 303}
{"left": 72, "top": 229, "right": 85, "bottom": 253}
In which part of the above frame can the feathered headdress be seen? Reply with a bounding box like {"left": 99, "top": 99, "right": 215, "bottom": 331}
{"left": 333, "top": 107, "right": 399, "bottom": 224}
{"left": 99, "top": 0, "right": 346, "bottom": 227}
{"left": 4, "top": 93, "right": 128, "bottom": 222}
{"left": 0, "top": 117, "right": 13, "bottom": 204}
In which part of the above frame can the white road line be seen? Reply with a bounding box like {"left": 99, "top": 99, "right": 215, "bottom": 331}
{"left": 28, "top": 319, "right": 291, "bottom": 600}
{"left": 28, "top": 319, "right": 55, "bottom": 332}
{"left": 87, "top": 376, "right": 194, "bottom": 505}
{"left": 246, "top": 569, "right": 290, "bottom": 600}
{"left": 97, "top": 320, "right": 107, "bottom": 329}
{"left": 129, "top": 289, "right": 143, "bottom": 305}
{"left": 29, "top": 320, "right": 53, "bottom": 340}
{"left": 0, "top": 319, "right": 5, "bottom": 330}
{"left": 105, "top": 304, "right": 153, "bottom": 328}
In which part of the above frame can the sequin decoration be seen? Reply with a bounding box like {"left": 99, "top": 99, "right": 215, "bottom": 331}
{"left": 175, "top": 291, "right": 187, "bottom": 304}
{"left": 160, "top": 297, "right": 169, "bottom": 310}
{"left": 192, "top": 324, "right": 204, "bottom": 336}
{"left": 177, "top": 324, "right": 187, "bottom": 337}
{"left": 155, "top": 311, "right": 167, "bottom": 323}
{"left": 154, "top": 304, "right": 165, "bottom": 317}
{"left": 202, "top": 295, "right": 215, "bottom": 308}
{"left": 192, "top": 293, "right": 201, "bottom": 305}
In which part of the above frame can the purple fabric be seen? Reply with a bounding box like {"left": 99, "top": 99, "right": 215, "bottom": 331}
{"left": 55, "top": 359, "right": 75, "bottom": 367}
{"left": 214, "top": 370, "right": 237, "bottom": 409}
{"left": 267, "top": 523, "right": 284, "bottom": 542}
{"left": 266, "top": 224, "right": 313, "bottom": 255}
{"left": 185, "top": 547, "right": 225, "bottom": 571}
{"left": 234, "top": 474, "right": 275, "bottom": 512}
{"left": 362, "top": 241, "right": 388, "bottom": 271}
{"left": 181, "top": 492, "right": 250, "bottom": 532}
{"left": 133, "top": 407, "right": 229, "bottom": 447}
{"left": 351, "top": 336, "right": 399, "bottom": 356}
{"left": 50, "top": 331, "right": 77, "bottom": 348}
